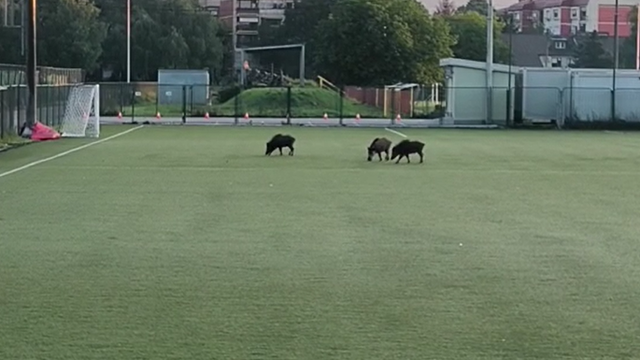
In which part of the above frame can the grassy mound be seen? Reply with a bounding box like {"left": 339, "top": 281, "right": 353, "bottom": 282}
{"left": 212, "top": 87, "right": 383, "bottom": 118}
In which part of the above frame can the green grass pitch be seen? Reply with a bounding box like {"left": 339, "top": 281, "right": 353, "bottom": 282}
{"left": 1, "top": 126, "right": 640, "bottom": 359}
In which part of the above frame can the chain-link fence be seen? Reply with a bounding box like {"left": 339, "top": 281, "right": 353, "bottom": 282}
{"left": 0, "top": 85, "right": 73, "bottom": 139}
{"left": 98, "top": 81, "right": 449, "bottom": 126}
{"left": 0, "top": 63, "right": 85, "bottom": 86}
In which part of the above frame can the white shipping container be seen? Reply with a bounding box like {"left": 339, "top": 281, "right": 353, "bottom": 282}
{"left": 521, "top": 68, "right": 569, "bottom": 123}
{"left": 569, "top": 70, "right": 640, "bottom": 122}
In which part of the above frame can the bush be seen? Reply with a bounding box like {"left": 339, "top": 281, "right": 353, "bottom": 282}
{"left": 218, "top": 86, "right": 242, "bottom": 104}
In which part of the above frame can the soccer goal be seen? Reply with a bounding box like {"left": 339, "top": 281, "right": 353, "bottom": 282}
{"left": 60, "top": 84, "right": 100, "bottom": 138}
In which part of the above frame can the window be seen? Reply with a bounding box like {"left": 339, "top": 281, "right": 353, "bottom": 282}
{"left": 555, "top": 41, "right": 566, "bottom": 49}
{"left": 544, "top": 9, "right": 551, "bottom": 20}
{"left": 579, "top": 23, "right": 586, "bottom": 32}
{"left": 553, "top": 9, "right": 559, "bottom": 19}
{"left": 513, "top": 12, "right": 520, "bottom": 20}
{"left": 571, "top": 8, "right": 578, "bottom": 19}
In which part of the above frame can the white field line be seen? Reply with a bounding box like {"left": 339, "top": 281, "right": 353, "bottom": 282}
{"left": 32, "top": 164, "right": 640, "bottom": 176}
{"left": 385, "top": 128, "right": 408, "bottom": 138}
{"left": 0, "top": 125, "right": 144, "bottom": 179}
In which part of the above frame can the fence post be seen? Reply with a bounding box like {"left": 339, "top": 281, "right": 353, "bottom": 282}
{"left": 16, "top": 85, "right": 21, "bottom": 130}
{"left": 339, "top": 84, "right": 344, "bottom": 126}
{"left": 182, "top": 85, "right": 187, "bottom": 124}
{"left": 119, "top": 83, "right": 124, "bottom": 115}
{"left": 506, "top": 88, "right": 511, "bottom": 127}
{"left": 1, "top": 90, "right": 5, "bottom": 139}
{"left": 610, "top": 89, "right": 616, "bottom": 122}
{"left": 131, "top": 88, "right": 136, "bottom": 122}
{"left": 390, "top": 89, "right": 396, "bottom": 125}
{"left": 286, "top": 85, "right": 291, "bottom": 125}
{"left": 234, "top": 86, "right": 240, "bottom": 125}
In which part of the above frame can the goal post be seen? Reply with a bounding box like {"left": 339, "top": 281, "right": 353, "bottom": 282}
{"left": 60, "top": 84, "right": 100, "bottom": 138}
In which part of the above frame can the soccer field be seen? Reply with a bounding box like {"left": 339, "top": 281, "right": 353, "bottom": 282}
{"left": 1, "top": 125, "right": 640, "bottom": 359}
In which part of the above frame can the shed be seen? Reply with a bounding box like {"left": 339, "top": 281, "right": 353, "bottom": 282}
{"left": 439, "top": 58, "right": 518, "bottom": 125}
{"left": 157, "top": 69, "right": 210, "bottom": 106}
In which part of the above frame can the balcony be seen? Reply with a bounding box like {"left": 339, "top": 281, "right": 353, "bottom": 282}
{"left": 259, "top": 8, "right": 286, "bottom": 19}
{"left": 236, "top": 7, "right": 259, "bottom": 16}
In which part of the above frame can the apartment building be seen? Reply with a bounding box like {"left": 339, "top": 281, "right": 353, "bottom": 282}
{"left": 218, "top": 0, "right": 296, "bottom": 47}
{"left": 199, "top": 0, "right": 221, "bottom": 16}
{"left": 505, "top": 0, "right": 635, "bottom": 37}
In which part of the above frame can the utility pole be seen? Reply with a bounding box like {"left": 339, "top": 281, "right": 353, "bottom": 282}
{"left": 26, "top": 0, "right": 36, "bottom": 127}
{"left": 485, "top": 0, "right": 494, "bottom": 124}
{"left": 126, "top": 0, "right": 130, "bottom": 83}
{"left": 3, "top": 0, "right": 8, "bottom": 27}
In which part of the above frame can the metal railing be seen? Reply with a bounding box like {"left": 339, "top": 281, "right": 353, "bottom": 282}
{"left": 0, "top": 63, "right": 85, "bottom": 86}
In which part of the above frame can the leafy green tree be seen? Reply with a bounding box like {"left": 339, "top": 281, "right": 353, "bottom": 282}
{"left": 620, "top": 6, "right": 637, "bottom": 69}
{"left": 37, "top": 0, "right": 107, "bottom": 71}
{"left": 314, "top": 0, "right": 453, "bottom": 85}
{"left": 256, "top": 0, "right": 337, "bottom": 77}
{"left": 445, "top": 11, "right": 510, "bottom": 64}
{"left": 93, "top": 0, "right": 224, "bottom": 81}
{"left": 572, "top": 30, "right": 613, "bottom": 68}
{"left": 457, "top": 0, "right": 490, "bottom": 16}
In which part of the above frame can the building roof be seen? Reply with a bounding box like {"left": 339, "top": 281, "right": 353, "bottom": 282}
{"left": 503, "top": 0, "right": 589, "bottom": 11}
{"left": 501, "top": 33, "right": 618, "bottom": 67}
{"left": 439, "top": 58, "right": 518, "bottom": 73}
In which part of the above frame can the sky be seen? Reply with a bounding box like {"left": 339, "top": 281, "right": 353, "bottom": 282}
{"left": 419, "top": 0, "right": 516, "bottom": 11}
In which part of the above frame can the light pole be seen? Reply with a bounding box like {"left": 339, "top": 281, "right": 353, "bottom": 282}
{"left": 485, "top": 0, "right": 494, "bottom": 124}
{"left": 507, "top": 13, "right": 513, "bottom": 125}
{"left": 26, "top": 0, "right": 36, "bottom": 127}
{"left": 612, "top": 0, "right": 619, "bottom": 120}
{"left": 127, "top": 0, "right": 131, "bottom": 83}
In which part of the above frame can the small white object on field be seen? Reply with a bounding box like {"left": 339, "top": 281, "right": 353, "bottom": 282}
{"left": 269, "top": 184, "right": 273, "bottom": 187}
{"left": 459, "top": 243, "right": 463, "bottom": 246}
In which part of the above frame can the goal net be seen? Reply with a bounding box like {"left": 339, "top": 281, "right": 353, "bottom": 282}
{"left": 60, "top": 84, "right": 100, "bottom": 138}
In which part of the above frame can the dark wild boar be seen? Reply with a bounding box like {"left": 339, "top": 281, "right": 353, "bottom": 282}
{"left": 367, "top": 137, "right": 392, "bottom": 161}
{"left": 390, "top": 139, "right": 424, "bottom": 164}
{"left": 265, "top": 134, "right": 295, "bottom": 156}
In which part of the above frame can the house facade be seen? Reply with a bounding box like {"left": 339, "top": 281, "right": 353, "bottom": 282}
{"left": 217, "top": 0, "right": 296, "bottom": 47}
{"left": 504, "top": 0, "right": 635, "bottom": 37}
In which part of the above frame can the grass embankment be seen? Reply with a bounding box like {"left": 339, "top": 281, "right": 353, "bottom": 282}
{"left": 122, "top": 87, "right": 384, "bottom": 118}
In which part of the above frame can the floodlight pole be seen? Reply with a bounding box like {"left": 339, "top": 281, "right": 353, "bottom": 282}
{"left": 126, "top": 0, "right": 131, "bottom": 83}
{"left": 26, "top": 0, "right": 36, "bottom": 127}
{"left": 2, "top": 0, "right": 7, "bottom": 26}
{"left": 612, "top": 0, "right": 619, "bottom": 120}
{"left": 485, "top": 0, "right": 494, "bottom": 124}
{"left": 507, "top": 13, "right": 513, "bottom": 126}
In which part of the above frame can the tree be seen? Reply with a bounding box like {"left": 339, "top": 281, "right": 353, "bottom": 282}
{"left": 620, "top": 6, "right": 638, "bottom": 69}
{"left": 572, "top": 31, "right": 613, "bottom": 68}
{"left": 445, "top": 11, "right": 510, "bottom": 64}
{"left": 93, "top": 0, "right": 224, "bottom": 81}
{"left": 314, "top": 0, "right": 454, "bottom": 85}
{"left": 256, "top": 0, "right": 337, "bottom": 77}
{"left": 37, "top": 0, "right": 107, "bottom": 71}
{"left": 457, "top": 0, "right": 490, "bottom": 16}
{"left": 435, "top": 0, "right": 457, "bottom": 16}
